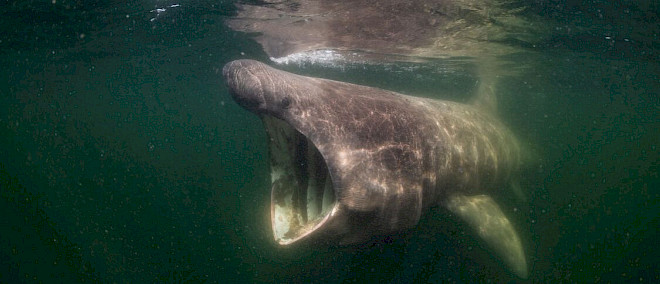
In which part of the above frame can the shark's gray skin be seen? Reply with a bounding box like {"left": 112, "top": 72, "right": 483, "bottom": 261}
{"left": 223, "top": 59, "right": 528, "bottom": 278}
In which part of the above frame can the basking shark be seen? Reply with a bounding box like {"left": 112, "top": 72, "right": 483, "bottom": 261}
{"left": 223, "top": 59, "right": 528, "bottom": 278}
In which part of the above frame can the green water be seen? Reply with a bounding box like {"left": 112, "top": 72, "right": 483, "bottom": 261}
{"left": 1, "top": 1, "right": 657, "bottom": 282}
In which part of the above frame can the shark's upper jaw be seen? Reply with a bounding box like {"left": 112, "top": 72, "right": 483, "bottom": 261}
{"left": 263, "top": 115, "right": 338, "bottom": 245}
{"left": 223, "top": 60, "right": 268, "bottom": 112}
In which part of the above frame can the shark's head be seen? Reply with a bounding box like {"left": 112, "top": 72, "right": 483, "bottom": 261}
{"left": 224, "top": 59, "right": 343, "bottom": 245}
{"left": 223, "top": 59, "right": 427, "bottom": 245}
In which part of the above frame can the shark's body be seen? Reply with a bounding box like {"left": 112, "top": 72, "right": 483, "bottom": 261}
{"left": 223, "top": 59, "right": 528, "bottom": 278}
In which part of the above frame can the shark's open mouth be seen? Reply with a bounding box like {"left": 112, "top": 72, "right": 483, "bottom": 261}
{"left": 262, "top": 116, "right": 337, "bottom": 245}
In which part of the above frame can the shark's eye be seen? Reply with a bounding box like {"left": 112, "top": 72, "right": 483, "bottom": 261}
{"left": 280, "top": 97, "right": 291, "bottom": 109}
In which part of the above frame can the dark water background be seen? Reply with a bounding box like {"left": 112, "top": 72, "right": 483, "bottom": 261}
{"left": 1, "top": 0, "right": 657, "bottom": 282}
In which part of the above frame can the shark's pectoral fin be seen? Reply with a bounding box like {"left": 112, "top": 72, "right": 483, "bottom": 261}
{"left": 446, "top": 194, "right": 528, "bottom": 279}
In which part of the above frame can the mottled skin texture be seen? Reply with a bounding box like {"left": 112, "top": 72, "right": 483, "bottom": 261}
{"left": 223, "top": 59, "right": 527, "bottom": 278}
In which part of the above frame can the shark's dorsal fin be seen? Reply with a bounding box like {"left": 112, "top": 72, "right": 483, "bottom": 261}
{"left": 471, "top": 77, "right": 498, "bottom": 113}
{"left": 469, "top": 61, "right": 499, "bottom": 114}
{"left": 446, "top": 194, "right": 528, "bottom": 278}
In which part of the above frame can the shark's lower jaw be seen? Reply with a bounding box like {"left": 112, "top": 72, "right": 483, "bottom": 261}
{"left": 263, "top": 116, "right": 337, "bottom": 245}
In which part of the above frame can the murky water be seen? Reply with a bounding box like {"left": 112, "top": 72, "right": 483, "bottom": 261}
{"left": 1, "top": 1, "right": 657, "bottom": 282}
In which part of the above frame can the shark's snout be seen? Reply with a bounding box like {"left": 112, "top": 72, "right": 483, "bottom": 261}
{"left": 223, "top": 60, "right": 267, "bottom": 111}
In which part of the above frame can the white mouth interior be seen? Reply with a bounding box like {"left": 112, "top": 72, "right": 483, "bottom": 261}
{"left": 263, "top": 116, "right": 336, "bottom": 245}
